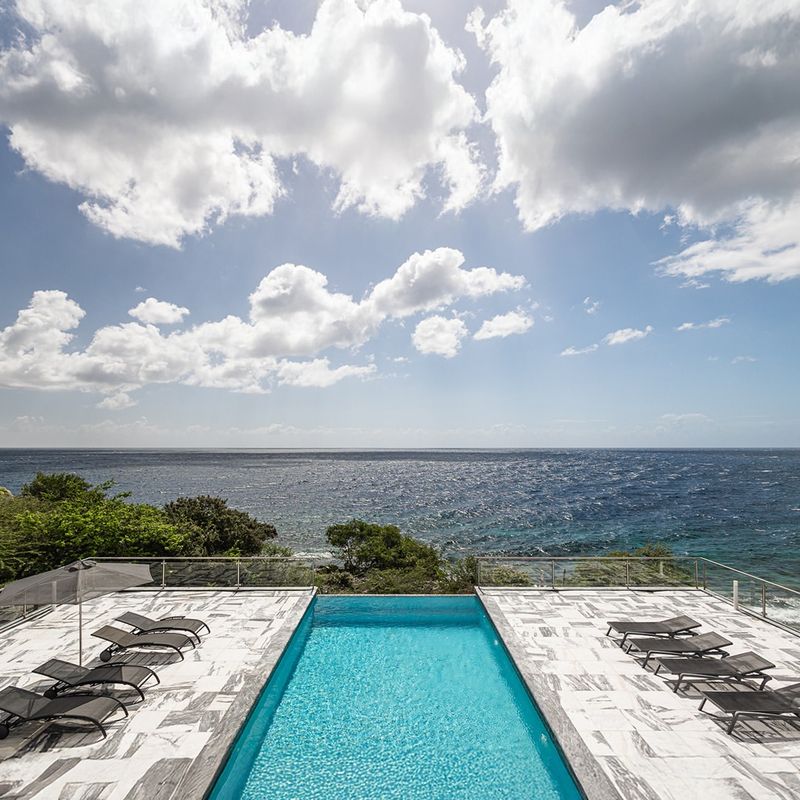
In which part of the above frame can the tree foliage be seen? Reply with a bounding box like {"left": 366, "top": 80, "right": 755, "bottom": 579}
{"left": 163, "top": 495, "right": 277, "bottom": 556}
{"left": 20, "top": 472, "right": 114, "bottom": 504}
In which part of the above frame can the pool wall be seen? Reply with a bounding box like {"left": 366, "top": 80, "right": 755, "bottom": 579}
{"left": 476, "top": 590, "right": 623, "bottom": 800}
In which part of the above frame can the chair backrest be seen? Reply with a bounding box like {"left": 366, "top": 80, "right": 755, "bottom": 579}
{"left": 33, "top": 658, "right": 90, "bottom": 683}
{"left": 92, "top": 625, "right": 134, "bottom": 646}
{"left": 725, "top": 652, "right": 775, "bottom": 674}
{"left": 665, "top": 615, "right": 701, "bottom": 631}
{"left": 117, "top": 611, "right": 153, "bottom": 628}
{"left": 0, "top": 686, "right": 50, "bottom": 718}
{"left": 692, "top": 632, "right": 732, "bottom": 650}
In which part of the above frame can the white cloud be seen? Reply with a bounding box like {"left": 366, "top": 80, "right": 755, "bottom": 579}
{"left": 657, "top": 200, "right": 800, "bottom": 284}
{"left": 660, "top": 413, "right": 712, "bottom": 425}
{"left": 675, "top": 317, "right": 730, "bottom": 332}
{"left": 412, "top": 316, "right": 468, "bottom": 357}
{"left": 603, "top": 326, "right": 653, "bottom": 346}
{"left": 97, "top": 392, "right": 137, "bottom": 410}
{"left": 473, "top": 309, "right": 532, "bottom": 340}
{"left": 275, "top": 358, "right": 376, "bottom": 388}
{"left": 474, "top": 0, "right": 800, "bottom": 232}
{"left": 473, "top": 0, "right": 800, "bottom": 285}
{"left": 0, "top": 247, "right": 524, "bottom": 399}
{"left": 583, "top": 297, "right": 600, "bottom": 315}
{"left": 129, "top": 298, "right": 190, "bottom": 325}
{"left": 560, "top": 344, "right": 598, "bottom": 357}
{"left": 0, "top": 0, "right": 481, "bottom": 247}
{"left": 732, "top": 355, "right": 757, "bottom": 364}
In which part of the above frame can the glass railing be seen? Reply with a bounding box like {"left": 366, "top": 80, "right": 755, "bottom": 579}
{"left": 93, "top": 556, "right": 325, "bottom": 589}
{"left": 476, "top": 557, "right": 700, "bottom": 590}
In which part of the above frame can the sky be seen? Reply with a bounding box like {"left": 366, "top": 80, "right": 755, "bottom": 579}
{"left": 0, "top": 0, "right": 799, "bottom": 448}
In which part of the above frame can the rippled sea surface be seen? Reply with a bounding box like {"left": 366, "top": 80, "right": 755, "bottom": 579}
{"left": 1, "top": 449, "right": 798, "bottom": 579}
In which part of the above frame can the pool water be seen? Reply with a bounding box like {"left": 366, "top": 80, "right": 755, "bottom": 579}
{"left": 210, "top": 596, "right": 582, "bottom": 800}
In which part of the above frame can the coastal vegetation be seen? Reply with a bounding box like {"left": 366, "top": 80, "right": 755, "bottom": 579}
{"left": 1, "top": 472, "right": 685, "bottom": 593}
{"left": 0, "top": 473, "right": 283, "bottom": 583}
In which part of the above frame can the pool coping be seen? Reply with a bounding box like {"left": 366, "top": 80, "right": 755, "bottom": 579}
{"left": 170, "top": 589, "right": 316, "bottom": 800}
{"left": 476, "top": 588, "right": 623, "bottom": 800}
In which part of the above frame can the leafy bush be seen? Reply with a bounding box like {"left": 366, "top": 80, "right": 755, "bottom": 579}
{"left": 325, "top": 519, "right": 441, "bottom": 578}
{"left": 163, "top": 495, "right": 278, "bottom": 556}
{"left": 0, "top": 486, "right": 12, "bottom": 500}
{"left": 20, "top": 472, "right": 113, "bottom": 504}
{"left": 14, "top": 498, "right": 191, "bottom": 573}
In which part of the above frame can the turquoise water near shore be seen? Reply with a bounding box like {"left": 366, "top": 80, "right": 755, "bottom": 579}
{"left": 1, "top": 448, "right": 798, "bottom": 581}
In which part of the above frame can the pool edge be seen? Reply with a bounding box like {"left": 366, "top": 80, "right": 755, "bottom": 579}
{"left": 476, "top": 588, "right": 623, "bottom": 800}
{"left": 170, "top": 590, "right": 316, "bottom": 800}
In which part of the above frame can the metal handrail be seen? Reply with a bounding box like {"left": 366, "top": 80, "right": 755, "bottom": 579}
{"left": 697, "top": 557, "right": 800, "bottom": 598}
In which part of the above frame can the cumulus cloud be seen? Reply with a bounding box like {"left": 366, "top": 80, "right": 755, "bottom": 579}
{"left": 473, "top": 309, "right": 532, "bottom": 340}
{"left": 473, "top": 0, "right": 800, "bottom": 283}
{"left": 0, "top": 0, "right": 481, "bottom": 247}
{"left": 603, "top": 326, "right": 653, "bottom": 346}
{"left": 675, "top": 317, "right": 730, "bottom": 332}
{"left": 732, "top": 355, "right": 757, "bottom": 364}
{"left": 97, "top": 392, "right": 137, "bottom": 410}
{"left": 129, "top": 298, "right": 190, "bottom": 325}
{"left": 412, "top": 316, "right": 468, "bottom": 357}
{"left": 0, "top": 247, "right": 523, "bottom": 399}
{"left": 560, "top": 344, "right": 598, "bottom": 357}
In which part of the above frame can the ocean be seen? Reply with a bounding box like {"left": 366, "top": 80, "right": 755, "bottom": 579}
{"left": 1, "top": 449, "right": 798, "bottom": 583}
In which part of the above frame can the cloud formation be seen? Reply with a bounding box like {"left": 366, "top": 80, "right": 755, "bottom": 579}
{"left": 675, "top": 317, "right": 730, "bottom": 332}
{"left": 412, "top": 316, "right": 468, "bottom": 357}
{"left": 473, "top": 309, "right": 532, "bottom": 340}
{"left": 0, "top": 0, "right": 481, "bottom": 246}
{"left": 129, "top": 298, "right": 190, "bottom": 325}
{"left": 0, "top": 248, "right": 523, "bottom": 399}
{"left": 560, "top": 344, "right": 598, "bottom": 357}
{"left": 603, "top": 326, "right": 653, "bottom": 346}
{"left": 473, "top": 0, "right": 800, "bottom": 283}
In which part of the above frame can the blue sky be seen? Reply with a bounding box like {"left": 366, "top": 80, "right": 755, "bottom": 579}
{"left": 0, "top": 0, "right": 798, "bottom": 447}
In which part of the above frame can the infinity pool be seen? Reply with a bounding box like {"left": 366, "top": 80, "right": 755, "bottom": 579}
{"left": 209, "top": 596, "right": 582, "bottom": 799}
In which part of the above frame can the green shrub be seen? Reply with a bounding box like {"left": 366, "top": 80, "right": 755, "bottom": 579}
{"left": 325, "top": 519, "right": 441, "bottom": 578}
{"left": 20, "top": 472, "right": 113, "bottom": 504}
{"left": 0, "top": 486, "right": 12, "bottom": 500}
{"left": 163, "top": 495, "right": 278, "bottom": 556}
{"left": 14, "top": 498, "right": 190, "bottom": 573}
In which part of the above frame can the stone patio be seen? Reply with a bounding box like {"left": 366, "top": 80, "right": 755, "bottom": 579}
{"left": 0, "top": 589, "right": 312, "bottom": 800}
{"left": 479, "top": 587, "right": 800, "bottom": 800}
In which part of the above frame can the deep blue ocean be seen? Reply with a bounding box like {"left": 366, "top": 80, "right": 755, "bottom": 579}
{"left": 1, "top": 449, "right": 798, "bottom": 581}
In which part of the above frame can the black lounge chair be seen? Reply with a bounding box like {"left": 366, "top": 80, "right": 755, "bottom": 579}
{"left": 92, "top": 625, "right": 195, "bottom": 662}
{"left": 625, "top": 631, "right": 732, "bottom": 668}
{"left": 33, "top": 658, "right": 160, "bottom": 702}
{"left": 654, "top": 651, "right": 775, "bottom": 692}
{"left": 115, "top": 611, "right": 209, "bottom": 642}
{"left": 0, "top": 686, "right": 127, "bottom": 740}
{"left": 606, "top": 615, "right": 701, "bottom": 647}
{"left": 699, "top": 683, "right": 800, "bottom": 734}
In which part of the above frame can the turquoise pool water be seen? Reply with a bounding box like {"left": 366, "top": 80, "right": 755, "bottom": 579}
{"left": 209, "top": 596, "right": 582, "bottom": 800}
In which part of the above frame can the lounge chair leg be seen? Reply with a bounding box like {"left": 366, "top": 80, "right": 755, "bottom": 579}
{"left": 673, "top": 677, "right": 682, "bottom": 693}
{"left": 643, "top": 653, "right": 651, "bottom": 669}
{"left": 726, "top": 713, "right": 738, "bottom": 735}
{"left": 698, "top": 697, "right": 707, "bottom": 711}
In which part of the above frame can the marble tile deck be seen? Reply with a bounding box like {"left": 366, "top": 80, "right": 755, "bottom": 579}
{"left": 0, "top": 589, "right": 312, "bottom": 800}
{"left": 479, "top": 588, "right": 800, "bottom": 800}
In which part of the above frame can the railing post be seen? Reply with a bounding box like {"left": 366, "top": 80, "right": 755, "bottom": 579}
{"left": 694, "top": 560, "right": 699, "bottom": 589}
{"left": 551, "top": 560, "right": 556, "bottom": 589}
{"left": 477, "top": 558, "right": 482, "bottom": 585}
{"left": 761, "top": 583, "right": 767, "bottom": 617}
{"left": 732, "top": 579, "right": 739, "bottom": 611}
{"left": 161, "top": 560, "right": 166, "bottom": 589}
{"left": 703, "top": 562, "right": 707, "bottom": 590}
{"left": 236, "top": 559, "right": 241, "bottom": 589}
{"left": 625, "top": 559, "right": 630, "bottom": 589}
